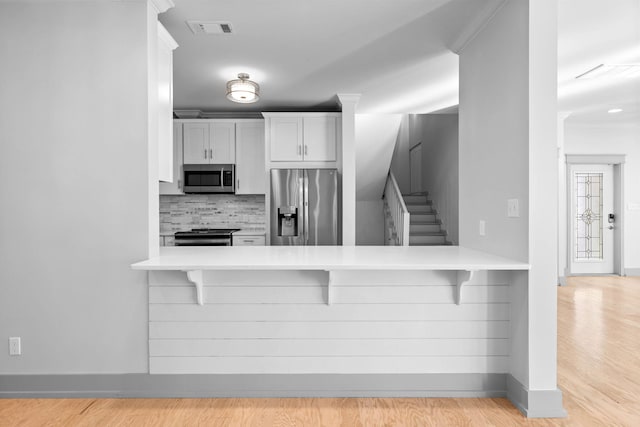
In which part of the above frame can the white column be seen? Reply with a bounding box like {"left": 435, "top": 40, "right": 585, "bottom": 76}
{"left": 338, "top": 94, "right": 360, "bottom": 246}
{"left": 527, "top": 0, "right": 560, "bottom": 393}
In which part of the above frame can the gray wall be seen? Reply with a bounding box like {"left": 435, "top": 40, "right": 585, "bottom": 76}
{"left": 0, "top": 2, "right": 150, "bottom": 373}
{"left": 390, "top": 115, "right": 411, "bottom": 194}
{"left": 418, "top": 114, "right": 459, "bottom": 244}
{"left": 458, "top": 1, "right": 529, "bottom": 262}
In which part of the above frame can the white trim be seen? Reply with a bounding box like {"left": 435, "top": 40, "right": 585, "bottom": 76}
{"left": 157, "top": 22, "right": 178, "bottom": 50}
{"left": 565, "top": 155, "right": 626, "bottom": 276}
{"left": 149, "top": 0, "right": 174, "bottom": 14}
{"left": 0, "top": 373, "right": 507, "bottom": 399}
{"left": 565, "top": 154, "right": 626, "bottom": 165}
{"left": 625, "top": 268, "right": 640, "bottom": 277}
{"left": 507, "top": 375, "right": 566, "bottom": 418}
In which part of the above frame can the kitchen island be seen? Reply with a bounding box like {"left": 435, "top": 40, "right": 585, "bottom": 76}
{"left": 132, "top": 246, "right": 529, "bottom": 396}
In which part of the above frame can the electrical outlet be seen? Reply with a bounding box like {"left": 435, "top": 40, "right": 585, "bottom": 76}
{"left": 479, "top": 220, "right": 486, "bottom": 236}
{"left": 9, "top": 337, "right": 21, "bottom": 356}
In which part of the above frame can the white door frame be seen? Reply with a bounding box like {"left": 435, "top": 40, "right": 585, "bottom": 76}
{"left": 564, "top": 154, "right": 625, "bottom": 277}
{"left": 409, "top": 142, "right": 422, "bottom": 194}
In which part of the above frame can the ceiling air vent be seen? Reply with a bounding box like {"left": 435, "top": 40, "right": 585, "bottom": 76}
{"left": 186, "top": 21, "right": 233, "bottom": 35}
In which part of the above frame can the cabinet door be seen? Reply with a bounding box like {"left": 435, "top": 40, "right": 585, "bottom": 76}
{"left": 211, "top": 121, "right": 236, "bottom": 163}
{"left": 270, "top": 117, "right": 303, "bottom": 161}
{"left": 183, "top": 123, "right": 209, "bottom": 164}
{"left": 160, "top": 122, "right": 184, "bottom": 195}
{"left": 303, "top": 116, "right": 337, "bottom": 162}
{"left": 236, "top": 121, "right": 265, "bottom": 195}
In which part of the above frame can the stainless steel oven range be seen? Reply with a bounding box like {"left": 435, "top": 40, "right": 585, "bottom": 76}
{"left": 174, "top": 228, "right": 240, "bottom": 246}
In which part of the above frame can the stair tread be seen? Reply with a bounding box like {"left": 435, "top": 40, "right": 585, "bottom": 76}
{"left": 405, "top": 201, "right": 433, "bottom": 206}
{"left": 410, "top": 232, "right": 447, "bottom": 236}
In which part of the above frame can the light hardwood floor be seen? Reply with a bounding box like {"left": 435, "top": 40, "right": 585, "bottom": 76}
{"left": 1, "top": 276, "right": 638, "bottom": 426}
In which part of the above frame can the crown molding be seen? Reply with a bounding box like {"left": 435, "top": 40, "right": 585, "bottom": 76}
{"left": 149, "top": 0, "right": 174, "bottom": 14}
{"left": 450, "top": 0, "right": 508, "bottom": 54}
{"left": 337, "top": 94, "right": 361, "bottom": 107}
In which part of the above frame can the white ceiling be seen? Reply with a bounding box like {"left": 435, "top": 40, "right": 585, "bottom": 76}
{"left": 161, "top": 0, "right": 640, "bottom": 122}
{"left": 160, "top": 0, "right": 498, "bottom": 114}
{"left": 558, "top": 0, "right": 640, "bottom": 125}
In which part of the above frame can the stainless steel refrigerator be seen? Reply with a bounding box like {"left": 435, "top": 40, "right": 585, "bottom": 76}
{"left": 270, "top": 168, "right": 339, "bottom": 245}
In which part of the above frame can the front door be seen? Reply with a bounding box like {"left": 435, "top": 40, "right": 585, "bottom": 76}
{"left": 569, "top": 164, "right": 615, "bottom": 274}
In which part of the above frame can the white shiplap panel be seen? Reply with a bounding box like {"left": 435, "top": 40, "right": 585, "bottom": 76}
{"left": 149, "top": 321, "right": 510, "bottom": 340}
{"left": 149, "top": 285, "right": 509, "bottom": 304}
{"left": 150, "top": 356, "right": 510, "bottom": 374}
{"left": 149, "top": 303, "right": 509, "bottom": 322}
{"left": 149, "top": 338, "right": 510, "bottom": 357}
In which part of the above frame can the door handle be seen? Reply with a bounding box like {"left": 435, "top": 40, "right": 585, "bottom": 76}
{"left": 209, "top": 148, "right": 213, "bottom": 159}
{"left": 608, "top": 225, "right": 614, "bottom": 230}
{"left": 304, "top": 145, "right": 308, "bottom": 156}
{"left": 204, "top": 148, "right": 207, "bottom": 159}
{"left": 297, "top": 145, "right": 301, "bottom": 156}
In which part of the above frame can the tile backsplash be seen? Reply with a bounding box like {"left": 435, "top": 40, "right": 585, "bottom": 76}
{"left": 160, "top": 195, "right": 265, "bottom": 232}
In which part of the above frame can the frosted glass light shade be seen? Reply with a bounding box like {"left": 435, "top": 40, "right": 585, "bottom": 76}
{"left": 226, "top": 73, "right": 260, "bottom": 103}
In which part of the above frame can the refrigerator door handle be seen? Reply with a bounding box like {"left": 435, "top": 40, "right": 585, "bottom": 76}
{"left": 304, "top": 172, "right": 309, "bottom": 244}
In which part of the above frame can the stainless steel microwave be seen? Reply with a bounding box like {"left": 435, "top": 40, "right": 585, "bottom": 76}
{"left": 183, "top": 164, "right": 235, "bottom": 194}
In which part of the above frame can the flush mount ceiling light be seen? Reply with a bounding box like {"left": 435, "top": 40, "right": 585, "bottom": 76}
{"left": 226, "top": 73, "right": 260, "bottom": 104}
{"left": 608, "top": 108, "right": 623, "bottom": 114}
{"left": 575, "top": 64, "right": 640, "bottom": 79}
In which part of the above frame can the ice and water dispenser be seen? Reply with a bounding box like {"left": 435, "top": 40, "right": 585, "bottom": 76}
{"left": 277, "top": 206, "right": 299, "bottom": 237}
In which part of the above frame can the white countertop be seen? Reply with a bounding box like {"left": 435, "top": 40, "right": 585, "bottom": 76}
{"left": 132, "top": 246, "right": 530, "bottom": 271}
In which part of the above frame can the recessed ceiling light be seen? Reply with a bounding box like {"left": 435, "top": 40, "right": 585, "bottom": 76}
{"left": 576, "top": 64, "right": 640, "bottom": 79}
{"left": 607, "top": 108, "right": 623, "bottom": 114}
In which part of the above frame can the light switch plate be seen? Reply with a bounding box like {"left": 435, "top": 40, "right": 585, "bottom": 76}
{"left": 9, "top": 337, "right": 21, "bottom": 356}
{"left": 507, "top": 198, "right": 520, "bottom": 218}
{"left": 479, "top": 220, "right": 486, "bottom": 236}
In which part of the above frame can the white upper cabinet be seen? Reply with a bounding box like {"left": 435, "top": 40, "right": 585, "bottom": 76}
{"left": 211, "top": 121, "right": 236, "bottom": 163}
{"left": 303, "top": 116, "right": 337, "bottom": 162}
{"left": 236, "top": 120, "right": 266, "bottom": 195}
{"left": 266, "top": 113, "right": 338, "bottom": 163}
{"left": 183, "top": 121, "right": 236, "bottom": 164}
{"left": 183, "top": 122, "right": 209, "bottom": 164}
{"left": 269, "top": 117, "right": 303, "bottom": 161}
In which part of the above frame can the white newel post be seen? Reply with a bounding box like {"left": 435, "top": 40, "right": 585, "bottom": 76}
{"left": 337, "top": 94, "right": 360, "bottom": 246}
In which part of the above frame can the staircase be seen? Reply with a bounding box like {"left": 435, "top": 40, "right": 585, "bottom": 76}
{"left": 404, "top": 193, "right": 450, "bottom": 246}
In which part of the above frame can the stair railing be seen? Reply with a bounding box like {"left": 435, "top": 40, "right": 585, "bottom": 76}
{"left": 382, "top": 171, "right": 410, "bottom": 246}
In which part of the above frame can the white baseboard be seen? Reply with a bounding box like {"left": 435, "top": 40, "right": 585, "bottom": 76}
{"left": 624, "top": 268, "right": 640, "bottom": 277}
{"left": 507, "top": 375, "right": 566, "bottom": 418}
{"left": 0, "top": 373, "right": 505, "bottom": 399}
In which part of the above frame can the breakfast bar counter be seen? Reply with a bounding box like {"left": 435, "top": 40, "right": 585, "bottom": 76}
{"left": 132, "top": 246, "right": 529, "bottom": 387}
{"left": 132, "top": 245, "right": 529, "bottom": 271}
